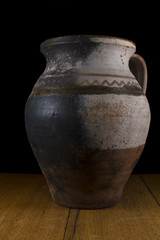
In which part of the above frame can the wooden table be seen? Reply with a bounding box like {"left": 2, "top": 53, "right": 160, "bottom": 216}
{"left": 0, "top": 174, "right": 159, "bottom": 240}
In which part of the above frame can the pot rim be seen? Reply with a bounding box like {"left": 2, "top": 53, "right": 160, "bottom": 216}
{"left": 41, "top": 35, "right": 136, "bottom": 49}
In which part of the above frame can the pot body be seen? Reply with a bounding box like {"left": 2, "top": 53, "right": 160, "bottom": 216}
{"left": 25, "top": 36, "right": 150, "bottom": 209}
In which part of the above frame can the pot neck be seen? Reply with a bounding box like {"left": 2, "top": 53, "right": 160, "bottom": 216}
{"left": 40, "top": 35, "right": 136, "bottom": 78}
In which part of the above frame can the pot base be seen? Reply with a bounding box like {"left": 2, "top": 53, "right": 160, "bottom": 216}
{"left": 49, "top": 185, "right": 122, "bottom": 209}
{"left": 35, "top": 145, "right": 145, "bottom": 209}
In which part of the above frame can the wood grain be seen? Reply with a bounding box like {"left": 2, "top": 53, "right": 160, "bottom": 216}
{"left": 0, "top": 174, "right": 159, "bottom": 240}
{"left": 72, "top": 175, "right": 160, "bottom": 240}
{"left": 0, "top": 174, "right": 68, "bottom": 240}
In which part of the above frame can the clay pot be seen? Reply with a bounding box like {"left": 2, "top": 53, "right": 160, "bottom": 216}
{"left": 25, "top": 35, "right": 150, "bottom": 209}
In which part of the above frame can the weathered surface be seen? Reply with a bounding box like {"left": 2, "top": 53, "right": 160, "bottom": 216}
{"left": 25, "top": 35, "right": 150, "bottom": 208}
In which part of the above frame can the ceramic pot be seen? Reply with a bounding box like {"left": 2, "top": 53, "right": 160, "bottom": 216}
{"left": 25, "top": 35, "right": 151, "bottom": 209}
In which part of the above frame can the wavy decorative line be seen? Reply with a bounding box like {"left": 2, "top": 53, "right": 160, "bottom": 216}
{"left": 81, "top": 79, "right": 139, "bottom": 87}
{"left": 36, "top": 78, "right": 140, "bottom": 88}
{"left": 104, "top": 80, "right": 125, "bottom": 86}
{"left": 81, "top": 79, "right": 99, "bottom": 86}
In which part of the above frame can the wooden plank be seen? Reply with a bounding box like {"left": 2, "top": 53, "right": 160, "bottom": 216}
{"left": 72, "top": 175, "right": 160, "bottom": 240}
{"left": 0, "top": 174, "right": 69, "bottom": 240}
{"left": 140, "top": 174, "right": 160, "bottom": 204}
{"left": 0, "top": 174, "right": 160, "bottom": 240}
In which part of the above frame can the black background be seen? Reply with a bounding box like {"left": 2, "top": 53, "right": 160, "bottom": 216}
{"left": 2, "top": 2, "right": 159, "bottom": 173}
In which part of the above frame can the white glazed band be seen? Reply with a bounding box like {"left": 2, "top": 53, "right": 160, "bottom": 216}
{"left": 81, "top": 94, "right": 151, "bottom": 150}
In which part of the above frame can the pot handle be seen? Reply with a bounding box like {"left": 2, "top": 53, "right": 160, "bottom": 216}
{"left": 129, "top": 54, "right": 148, "bottom": 94}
